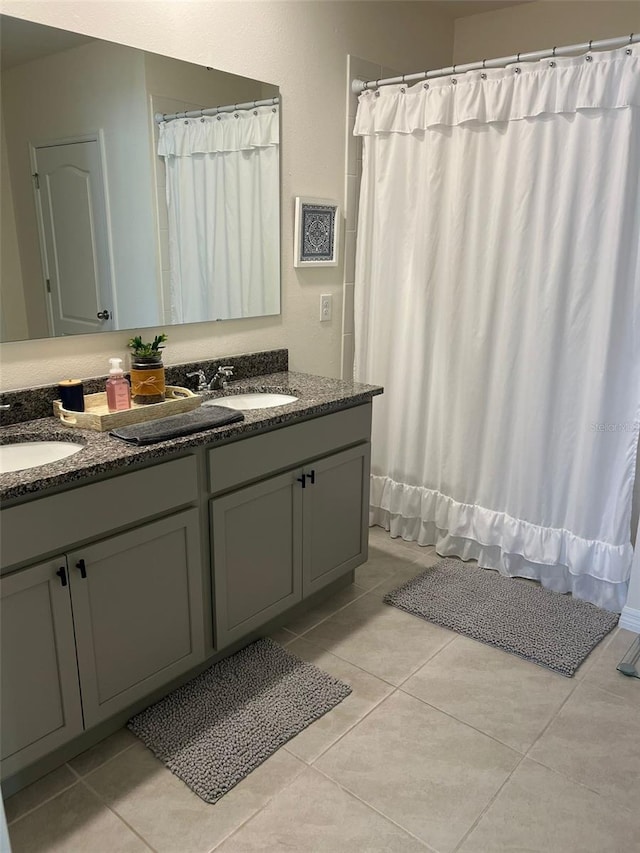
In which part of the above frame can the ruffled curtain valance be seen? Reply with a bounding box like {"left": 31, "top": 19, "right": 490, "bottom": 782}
{"left": 354, "top": 45, "right": 640, "bottom": 134}
{"left": 158, "top": 104, "right": 279, "bottom": 156}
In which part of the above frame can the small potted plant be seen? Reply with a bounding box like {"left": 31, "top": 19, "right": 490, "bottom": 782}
{"left": 128, "top": 333, "right": 168, "bottom": 404}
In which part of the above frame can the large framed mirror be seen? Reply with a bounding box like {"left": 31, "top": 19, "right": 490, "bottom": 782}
{"left": 0, "top": 15, "right": 281, "bottom": 343}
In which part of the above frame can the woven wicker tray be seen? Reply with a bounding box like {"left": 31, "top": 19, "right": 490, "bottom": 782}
{"left": 53, "top": 386, "right": 201, "bottom": 432}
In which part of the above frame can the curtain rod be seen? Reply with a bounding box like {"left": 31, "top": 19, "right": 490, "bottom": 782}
{"left": 155, "top": 96, "right": 279, "bottom": 124}
{"left": 351, "top": 33, "right": 639, "bottom": 94}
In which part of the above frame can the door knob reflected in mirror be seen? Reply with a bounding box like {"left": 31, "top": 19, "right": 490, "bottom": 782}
{"left": 96, "top": 310, "right": 111, "bottom": 320}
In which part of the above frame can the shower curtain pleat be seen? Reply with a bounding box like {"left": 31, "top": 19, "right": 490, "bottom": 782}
{"left": 354, "top": 45, "right": 640, "bottom": 612}
{"left": 158, "top": 105, "right": 280, "bottom": 323}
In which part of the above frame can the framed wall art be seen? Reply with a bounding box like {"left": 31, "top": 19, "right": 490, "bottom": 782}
{"left": 293, "top": 197, "right": 340, "bottom": 268}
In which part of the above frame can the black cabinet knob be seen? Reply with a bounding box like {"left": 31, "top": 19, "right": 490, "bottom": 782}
{"left": 76, "top": 559, "right": 87, "bottom": 578}
{"left": 56, "top": 566, "right": 67, "bottom": 587}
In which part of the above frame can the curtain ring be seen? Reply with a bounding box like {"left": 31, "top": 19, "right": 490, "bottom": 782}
{"left": 517, "top": 52, "right": 521, "bottom": 62}
{"left": 630, "top": 33, "right": 634, "bottom": 44}
{"left": 482, "top": 58, "right": 486, "bottom": 69}
{"left": 589, "top": 40, "right": 593, "bottom": 51}
{"left": 552, "top": 46, "right": 557, "bottom": 57}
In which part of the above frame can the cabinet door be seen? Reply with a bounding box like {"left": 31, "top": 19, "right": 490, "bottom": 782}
{"left": 0, "top": 559, "right": 83, "bottom": 780}
{"left": 68, "top": 509, "right": 204, "bottom": 727}
{"left": 302, "top": 444, "right": 370, "bottom": 597}
{"left": 211, "top": 470, "right": 303, "bottom": 649}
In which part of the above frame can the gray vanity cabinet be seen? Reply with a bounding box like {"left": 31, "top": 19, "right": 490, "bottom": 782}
{"left": 0, "top": 456, "right": 205, "bottom": 780}
{"left": 209, "top": 405, "right": 372, "bottom": 649}
{"left": 301, "top": 444, "right": 370, "bottom": 597}
{"left": 68, "top": 509, "right": 205, "bottom": 727}
{"left": 211, "top": 471, "right": 303, "bottom": 647}
{"left": 0, "top": 557, "right": 83, "bottom": 780}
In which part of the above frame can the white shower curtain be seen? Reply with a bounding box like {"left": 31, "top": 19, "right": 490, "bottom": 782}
{"left": 158, "top": 104, "right": 280, "bottom": 322}
{"left": 354, "top": 45, "right": 640, "bottom": 611}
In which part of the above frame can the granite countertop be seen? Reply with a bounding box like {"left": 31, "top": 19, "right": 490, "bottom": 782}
{"left": 0, "top": 371, "right": 383, "bottom": 503}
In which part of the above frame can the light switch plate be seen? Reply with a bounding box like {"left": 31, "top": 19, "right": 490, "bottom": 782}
{"left": 320, "top": 294, "right": 332, "bottom": 322}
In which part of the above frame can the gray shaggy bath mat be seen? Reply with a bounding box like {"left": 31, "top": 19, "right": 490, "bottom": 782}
{"left": 128, "top": 637, "right": 351, "bottom": 802}
{"left": 384, "top": 559, "right": 618, "bottom": 677}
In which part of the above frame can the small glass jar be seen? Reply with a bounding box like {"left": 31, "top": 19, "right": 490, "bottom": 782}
{"left": 130, "top": 355, "right": 166, "bottom": 404}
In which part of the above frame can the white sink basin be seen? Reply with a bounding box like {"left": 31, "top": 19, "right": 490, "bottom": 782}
{"left": 0, "top": 440, "right": 85, "bottom": 474}
{"left": 204, "top": 392, "right": 299, "bottom": 411}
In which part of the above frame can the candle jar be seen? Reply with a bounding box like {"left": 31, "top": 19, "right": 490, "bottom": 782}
{"left": 130, "top": 355, "right": 166, "bottom": 404}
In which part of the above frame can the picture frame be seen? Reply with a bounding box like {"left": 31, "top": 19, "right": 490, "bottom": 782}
{"left": 293, "top": 196, "right": 340, "bottom": 268}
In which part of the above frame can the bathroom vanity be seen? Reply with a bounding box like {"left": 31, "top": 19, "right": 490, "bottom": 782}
{"left": 0, "top": 366, "right": 381, "bottom": 791}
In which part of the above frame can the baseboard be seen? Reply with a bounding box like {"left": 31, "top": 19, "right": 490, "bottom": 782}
{"left": 619, "top": 605, "right": 640, "bottom": 633}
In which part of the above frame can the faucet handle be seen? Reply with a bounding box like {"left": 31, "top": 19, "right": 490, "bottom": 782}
{"left": 219, "top": 365, "right": 234, "bottom": 377}
{"left": 186, "top": 370, "right": 207, "bottom": 392}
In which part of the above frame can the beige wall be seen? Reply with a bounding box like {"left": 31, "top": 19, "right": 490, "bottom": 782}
{"left": 0, "top": 119, "right": 28, "bottom": 343}
{"left": 454, "top": 1, "right": 640, "bottom": 63}
{"left": 0, "top": 0, "right": 454, "bottom": 390}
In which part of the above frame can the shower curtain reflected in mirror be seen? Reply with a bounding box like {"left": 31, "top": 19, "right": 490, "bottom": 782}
{"left": 158, "top": 104, "right": 280, "bottom": 323}
{"left": 354, "top": 45, "right": 640, "bottom": 612}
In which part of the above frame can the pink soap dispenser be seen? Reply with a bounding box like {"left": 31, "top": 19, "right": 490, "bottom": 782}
{"left": 106, "top": 357, "right": 132, "bottom": 412}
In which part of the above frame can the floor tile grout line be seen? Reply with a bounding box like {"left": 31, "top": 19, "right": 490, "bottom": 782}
{"left": 286, "top": 626, "right": 446, "bottom": 690}
{"left": 207, "top": 806, "right": 264, "bottom": 852}
{"left": 286, "top": 631, "right": 411, "bottom": 686}
{"left": 68, "top": 740, "right": 140, "bottom": 781}
{"left": 523, "top": 754, "right": 620, "bottom": 803}
{"left": 6, "top": 743, "right": 137, "bottom": 829}
{"left": 280, "top": 625, "right": 405, "bottom": 687}
{"left": 451, "top": 749, "right": 528, "bottom": 853}
{"left": 523, "top": 674, "right": 583, "bottom": 757}
{"left": 78, "top": 774, "right": 159, "bottom": 852}
{"left": 308, "top": 687, "right": 402, "bottom": 766}
{"left": 4, "top": 774, "right": 79, "bottom": 827}
{"left": 283, "top": 677, "right": 394, "bottom": 765}
{"left": 208, "top": 759, "right": 311, "bottom": 852}
{"left": 393, "top": 632, "right": 460, "bottom": 688}
{"left": 287, "top": 584, "right": 372, "bottom": 636}
{"left": 310, "top": 764, "right": 440, "bottom": 852}
{"left": 577, "top": 676, "right": 640, "bottom": 707}
{"left": 395, "top": 685, "right": 532, "bottom": 757}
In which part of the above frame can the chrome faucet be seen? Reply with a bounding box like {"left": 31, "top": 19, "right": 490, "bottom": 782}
{"left": 186, "top": 370, "right": 208, "bottom": 392}
{"left": 209, "top": 365, "right": 234, "bottom": 390}
{"left": 186, "top": 366, "right": 234, "bottom": 392}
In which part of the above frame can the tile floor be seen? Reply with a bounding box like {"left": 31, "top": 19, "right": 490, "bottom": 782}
{"left": 5, "top": 527, "right": 639, "bottom": 853}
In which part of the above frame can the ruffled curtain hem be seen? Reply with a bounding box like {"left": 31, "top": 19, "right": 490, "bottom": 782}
{"left": 370, "top": 475, "right": 632, "bottom": 612}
